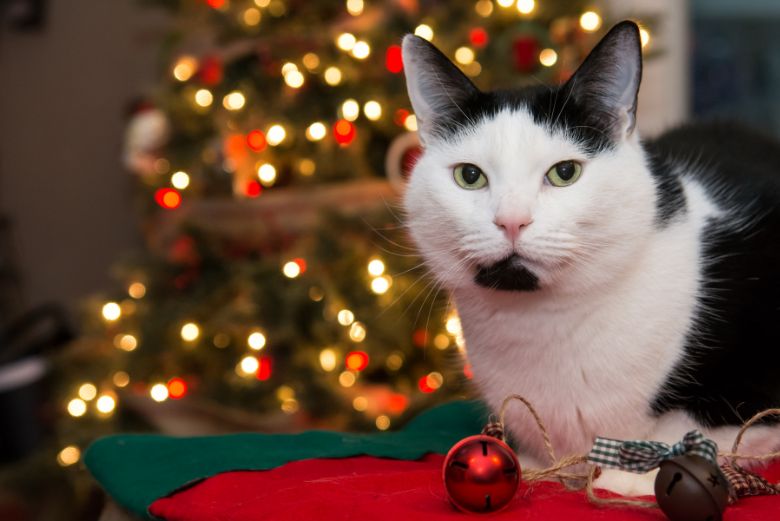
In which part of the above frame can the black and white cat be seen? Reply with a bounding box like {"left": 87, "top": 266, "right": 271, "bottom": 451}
{"left": 401, "top": 21, "right": 780, "bottom": 495}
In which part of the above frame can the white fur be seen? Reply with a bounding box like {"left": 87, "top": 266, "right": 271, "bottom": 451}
{"left": 403, "top": 108, "right": 780, "bottom": 496}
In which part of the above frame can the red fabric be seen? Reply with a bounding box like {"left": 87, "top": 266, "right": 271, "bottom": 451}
{"left": 150, "top": 455, "right": 780, "bottom": 521}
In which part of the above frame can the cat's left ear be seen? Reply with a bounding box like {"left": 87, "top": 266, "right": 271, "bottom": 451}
{"left": 564, "top": 21, "right": 643, "bottom": 139}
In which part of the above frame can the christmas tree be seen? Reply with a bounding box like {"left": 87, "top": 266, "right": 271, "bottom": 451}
{"left": 50, "top": 0, "right": 653, "bottom": 489}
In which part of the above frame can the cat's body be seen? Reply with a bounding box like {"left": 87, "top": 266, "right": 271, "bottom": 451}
{"left": 401, "top": 22, "right": 780, "bottom": 494}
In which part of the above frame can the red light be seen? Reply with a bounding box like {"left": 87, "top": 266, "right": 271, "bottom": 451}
{"left": 198, "top": 56, "right": 223, "bottom": 86}
{"left": 345, "top": 351, "right": 369, "bottom": 371}
{"left": 418, "top": 375, "right": 434, "bottom": 393}
{"left": 293, "top": 257, "right": 307, "bottom": 274}
{"left": 154, "top": 188, "right": 182, "bottom": 210}
{"left": 167, "top": 377, "right": 188, "bottom": 399}
{"left": 245, "top": 181, "right": 262, "bottom": 198}
{"left": 394, "top": 109, "right": 410, "bottom": 127}
{"left": 206, "top": 0, "right": 224, "bottom": 8}
{"left": 469, "top": 27, "right": 489, "bottom": 48}
{"left": 463, "top": 363, "right": 473, "bottom": 379}
{"left": 387, "top": 393, "right": 408, "bottom": 414}
{"left": 385, "top": 45, "right": 403, "bottom": 73}
{"left": 333, "top": 119, "right": 356, "bottom": 146}
{"left": 257, "top": 356, "right": 272, "bottom": 381}
{"left": 246, "top": 130, "right": 267, "bottom": 152}
{"left": 412, "top": 329, "right": 428, "bottom": 348}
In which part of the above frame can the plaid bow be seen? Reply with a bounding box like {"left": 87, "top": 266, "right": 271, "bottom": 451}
{"left": 587, "top": 430, "right": 719, "bottom": 474}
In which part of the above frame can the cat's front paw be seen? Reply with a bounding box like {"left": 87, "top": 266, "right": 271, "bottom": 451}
{"left": 593, "top": 468, "right": 658, "bottom": 497}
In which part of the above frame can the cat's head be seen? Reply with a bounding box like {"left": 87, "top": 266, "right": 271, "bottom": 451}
{"left": 402, "top": 21, "right": 659, "bottom": 296}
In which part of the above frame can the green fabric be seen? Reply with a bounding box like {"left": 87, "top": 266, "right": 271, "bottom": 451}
{"left": 84, "top": 400, "right": 488, "bottom": 519}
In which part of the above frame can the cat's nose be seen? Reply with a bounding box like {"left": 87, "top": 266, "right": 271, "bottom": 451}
{"left": 494, "top": 215, "right": 532, "bottom": 243}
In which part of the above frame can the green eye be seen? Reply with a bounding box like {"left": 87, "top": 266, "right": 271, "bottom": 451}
{"left": 546, "top": 160, "right": 582, "bottom": 187}
{"left": 453, "top": 163, "right": 488, "bottom": 190}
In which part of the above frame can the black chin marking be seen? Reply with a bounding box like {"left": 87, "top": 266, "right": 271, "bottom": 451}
{"left": 474, "top": 254, "right": 540, "bottom": 292}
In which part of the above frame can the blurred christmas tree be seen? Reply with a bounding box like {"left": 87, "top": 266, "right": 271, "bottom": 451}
{"left": 51, "top": 0, "right": 654, "bottom": 478}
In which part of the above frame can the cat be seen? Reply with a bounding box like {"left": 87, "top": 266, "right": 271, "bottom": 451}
{"left": 401, "top": 21, "right": 780, "bottom": 496}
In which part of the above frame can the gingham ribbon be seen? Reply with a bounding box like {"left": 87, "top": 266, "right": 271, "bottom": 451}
{"left": 587, "top": 430, "right": 719, "bottom": 474}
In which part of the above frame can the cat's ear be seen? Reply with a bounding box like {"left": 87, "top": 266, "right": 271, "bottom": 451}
{"left": 402, "top": 35, "right": 479, "bottom": 144}
{"left": 564, "top": 21, "right": 643, "bottom": 138}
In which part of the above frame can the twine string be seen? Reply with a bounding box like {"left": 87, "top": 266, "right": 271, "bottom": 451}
{"left": 720, "top": 408, "right": 780, "bottom": 463}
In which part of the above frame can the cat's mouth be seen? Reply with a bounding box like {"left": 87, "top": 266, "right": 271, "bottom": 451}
{"left": 474, "top": 254, "right": 540, "bottom": 292}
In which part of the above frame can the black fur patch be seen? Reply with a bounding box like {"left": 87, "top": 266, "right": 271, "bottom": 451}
{"left": 642, "top": 145, "right": 688, "bottom": 226}
{"left": 650, "top": 122, "right": 780, "bottom": 427}
{"left": 474, "top": 254, "right": 540, "bottom": 292}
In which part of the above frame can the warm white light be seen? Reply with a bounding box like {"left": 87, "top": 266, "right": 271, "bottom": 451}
{"left": 194, "top": 89, "right": 213, "bottom": 107}
{"left": 414, "top": 24, "right": 434, "bottom": 41}
{"left": 128, "top": 282, "right": 146, "bottom": 299}
{"left": 516, "top": 0, "right": 535, "bottom": 15}
{"left": 254, "top": 0, "right": 270, "bottom": 6}
{"left": 375, "top": 415, "right": 391, "bottom": 430}
{"left": 337, "top": 309, "right": 355, "bottom": 326}
{"left": 324, "top": 67, "right": 343, "bottom": 86}
{"left": 455, "top": 47, "right": 475, "bottom": 65}
{"left": 640, "top": 27, "right": 650, "bottom": 48}
{"left": 281, "top": 62, "right": 298, "bottom": 76}
{"left": 446, "top": 313, "right": 462, "bottom": 335}
{"left": 306, "top": 122, "right": 327, "bottom": 141}
{"left": 247, "top": 331, "right": 267, "bottom": 350}
{"left": 341, "top": 99, "right": 360, "bottom": 121}
{"left": 173, "top": 56, "right": 198, "bottom": 82}
{"left": 434, "top": 333, "right": 450, "bottom": 350}
{"left": 283, "top": 261, "right": 301, "bottom": 278}
{"left": 266, "top": 124, "right": 286, "bottom": 146}
{"left": 78, "top": 383, "right": 97, "bottom": 401}
{"left": 180, "top": 322, "right": 200, "bottom": 342}
{"left": 114, "top": 333, "right": 138, "bottom": 351}
{"left": 298, "top": 158, "right": 316, "bottom": 176}
{"left": 475, "top": 0, "right": 493, "bottom": 16}
{"left": 302, "top": 53, "right": 320, "bottom": 70}
{"left": 171, "top": 171, "right": 190, "bottom": 189}
{"left": 257, "top": 163, "right": 277, "bottom": 186}
{"left": 353, "top": 396, "right": 368, "bottom": 411}
{"left": 319, "top": 348, "right": 337, "bottom": 371}
{"left": 339, "top": 370, "right": 356, "bottom": 387}
{"left": 426, "top": 371, "right": 444, "bottom": 389}
{"left": 57, "top": 446, "right": 81, "bottom": 467}
{"left": 102, "top": 302, "right": 121, "bottom": 321}
{"left": 367, "top": 259, "right": 385, "bottom": 276}
{"left": 240, "top": 355, "right": 259, "bottom": 375}
{"left": 337, "top": 32, "right": 357, "bottom": 51}
{"left": 96, "top": 394, "right": 116, "bottom": 414}
{"left": 284, "top": 70, "right": 305, "bottom": 88}
{"left": 243, "top": 7, "right": 261, "bottom": 26}
{"left": 67, "top": 398, "right": 87, "bottom": 417}
{"left": 386, "top": 352, "right": 403, "bottom": 370}
{"left": 539, "top": 48, "right": 558, "bottom": 67}
{"left": 496, "top": 0, "right": 513, "bottom": 7}
{"left": 404, "top": 114, "right": 418, "bottom": 132}
{"left": 223, "top": 91, "right": 246, "bottom": 111}
{"left": 363, "top": 101, "right": 382, "bottom": 121}
{"left": 579, "top": 11, "right": 602, "bottom": 32}
{"left": 150, "top": 383, "right": 169, "bottom": 402}
{"left": 370, "top": 275, "right": 392, "bottom": 295}
{"left": 349, "top": 321, "right": 367, "bottom": 342}
{"left": 346, "top": 0, "right": 363, "bottom": 16}
{"left": 113, "top": 371, "right": 130, "bottom": 388}
{"left": 351, "top": 41, "right": 371, "bottom": 60}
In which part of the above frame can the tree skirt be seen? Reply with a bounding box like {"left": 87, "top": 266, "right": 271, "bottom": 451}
{"left": 84, "top": 401, "right": 780, "bottom": 520}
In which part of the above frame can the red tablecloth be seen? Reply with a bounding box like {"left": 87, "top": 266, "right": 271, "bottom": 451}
{"left": 150, "top": 454, "right": 780, "bottom": 521}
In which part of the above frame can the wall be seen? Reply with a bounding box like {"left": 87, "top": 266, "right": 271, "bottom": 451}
{"left": 0, "top": 0, "right": 166, "bottom": 309}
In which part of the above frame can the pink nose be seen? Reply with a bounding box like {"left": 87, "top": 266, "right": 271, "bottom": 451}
{"left": 494, "top": 216, "right": 532, "bottom": 243}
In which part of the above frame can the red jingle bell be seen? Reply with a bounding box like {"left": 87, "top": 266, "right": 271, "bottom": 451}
{"left": 443, "top": 434, "right": 521, "bottom": 513}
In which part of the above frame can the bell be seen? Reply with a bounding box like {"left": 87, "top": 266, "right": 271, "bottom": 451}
{"left": 654, "top": 455, "right": 730, "bottom": 521}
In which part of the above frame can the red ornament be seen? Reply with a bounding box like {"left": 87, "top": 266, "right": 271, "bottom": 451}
{"left": 443, "top": 435, "right": 521, "bottom": 513}
{"left": 512, "top": 35, "right": 540, "bottom": 73}
{"left": 155, "top": 188, "right": 182, "bottom": 210}
{"left": 469, "top": 27, "right": 489, "bottom": 48}
{"left": 333, "top": 119, "right": 356, "bottom": 146}
{"left": 385, "top": 45, "right": 404, "bottom": 73}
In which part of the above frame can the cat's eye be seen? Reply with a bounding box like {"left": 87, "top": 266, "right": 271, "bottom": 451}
{"left": 453, "top": 163, "right": 488, "bottom": 190}
{"left": 545, "top": 160, "right": 582, "bottom": 187}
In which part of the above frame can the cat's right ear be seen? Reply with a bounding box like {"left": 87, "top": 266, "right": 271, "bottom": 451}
{"left": 402, "top": 35, "right": 479, "bottom": 145}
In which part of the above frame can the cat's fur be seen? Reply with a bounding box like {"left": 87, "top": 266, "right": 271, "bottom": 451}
{"left": 401, "top": 21, "right": 780, "bottom": 495}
